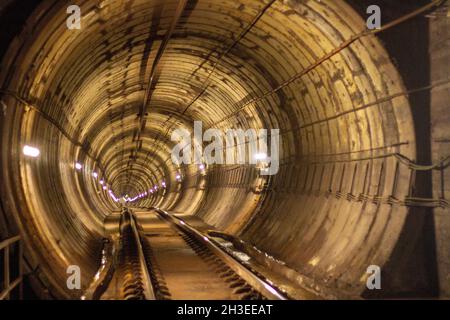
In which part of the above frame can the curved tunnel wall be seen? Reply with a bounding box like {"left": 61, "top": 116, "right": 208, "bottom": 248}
{"left": 0, "top": 0, "right": 448, "bottom": 298}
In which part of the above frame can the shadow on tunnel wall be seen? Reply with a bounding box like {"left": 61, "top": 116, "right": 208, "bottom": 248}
{"left": 347, "top": 0, "right": 439, "bottom": 298}
{"left": 0, "top": 0, "right": 43, "bottom": 300}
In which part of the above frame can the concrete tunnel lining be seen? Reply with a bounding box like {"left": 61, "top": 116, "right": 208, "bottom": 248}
{"left": 0, "top": 0, "right": 447, "bottom": 299}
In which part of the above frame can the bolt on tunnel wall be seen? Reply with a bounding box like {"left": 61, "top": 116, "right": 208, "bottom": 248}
{"left": 0, "top": 0, "right": 449, "bottom": 300}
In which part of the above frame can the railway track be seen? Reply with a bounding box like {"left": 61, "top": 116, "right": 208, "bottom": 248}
{"left": 84, "top": 208, "right": 289, "bottom": 300}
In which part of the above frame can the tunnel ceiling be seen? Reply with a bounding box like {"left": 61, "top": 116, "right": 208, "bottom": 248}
{"left": 2, "top": 0, "right": 446, "bottom": 299}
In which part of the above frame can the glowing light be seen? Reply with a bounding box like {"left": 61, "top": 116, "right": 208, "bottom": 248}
{"left": 175, "top": 174, "right": 181, "bottom": 180}
{"left": 255, "top": 153, "right": 267, "bottom": 160}
{"left": 128, "top": 195, "right": 138, "bottom": 202}
{"left": 109, "top": 190, "right": 119, "bottom": 202}
{"left": 103, "top": 186, "right": 107, "bottom": 190}
{"left": 75, "top": 162, "right": 82, "bottom": 170}
{"left": 23, "top": 145, "right": 40, "bottom": 157}
{"left": 161, "top": 181, "right": 166, "bottom": 188}
{"left": 92, "top": 172, "right": 98, "bottom": 178}
{"left": 99, "top": 180, "right": 104, "bottom": 185}
{"left": 199, "top": 164, "right": 205, "bottom": 170}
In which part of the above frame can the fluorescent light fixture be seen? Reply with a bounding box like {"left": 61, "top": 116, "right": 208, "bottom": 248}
{"left": 23, "top": 145, "right": 40, "bottom": 157}
{"left": 75, "top": 162, "right": 82, "bottom": 170}
{"left": 255, "top": 153, "right": 267, "bottom": 160}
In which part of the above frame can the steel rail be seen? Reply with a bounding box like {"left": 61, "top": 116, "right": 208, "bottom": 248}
{"left": 128, "top": 210, "right": 156, "bottom": 300}
{"left": 91, "top": 210, "right": 157, "bottom": 300}
{"left": 153, "top": 207, "right": 290, "bottom": 300}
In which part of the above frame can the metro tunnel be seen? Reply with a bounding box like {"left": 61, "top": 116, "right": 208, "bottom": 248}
{"left": 0, "top": 0, "right": 449, "bottom": 300}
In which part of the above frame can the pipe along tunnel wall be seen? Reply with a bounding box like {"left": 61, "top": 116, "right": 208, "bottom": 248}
{"left": 0, "top": 0, "right": 449, "bottom": 299}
